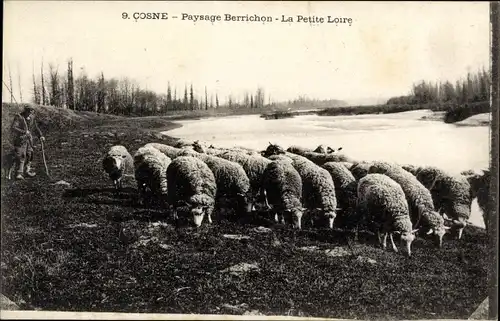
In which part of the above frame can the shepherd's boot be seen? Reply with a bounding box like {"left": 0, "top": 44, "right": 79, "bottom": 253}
{"left": 15, "top": 161, "right": 25, "bottom": 180}
{"left": 6, "top": 166, "right": 14, "bottom": 180}
{"left": 24, "top": 162, "right": 36, "bottom": 177}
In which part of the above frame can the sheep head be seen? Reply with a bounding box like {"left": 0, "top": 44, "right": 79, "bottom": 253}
{"left": 282, "top": 208, "right": 304, "bottom": 230}
{"left": 426, "top": 225, "right": 451, "bottom": 248}
{"left": 103, "top": 155, "right": 126, "bottom": 175}
{"left": 396, "top": 230, "right": 418, "bottom": 257}
{"left": 192, "top": 140, "right": 206, "bottom": 153}
{"left": 262, "top": 142, "right": 286, "bottom": 157}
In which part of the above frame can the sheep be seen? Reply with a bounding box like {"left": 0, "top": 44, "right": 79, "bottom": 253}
{"left": 215, "top": 150, "right": 272, "bottom": 211}
{"left": 287, "top": 145, "right": 342, "bottom": 155}
{"left": 192, "top": 141, "right": 221, "bottom": 155}
{"left": 280, "top": 152, "right": 338, "bottom": 229}
{"left": 268, "top": 154, "right": 294, "bottom": 163}
{"left": 349, "top": 161, "right": 372, "bottom": 181}
{"left": 339, "top": 161, "right": 355, "bottom": 171}
{"left": 166, "top": 156, "right": 217, "bottom": 227}
{"left": 174, "top": 139, "right": 196, "bottom": 148}
{"left": 287, "top": 145, "right": 315, "bottom": 154}
{"left": 261, "top": 142, "right": 287, "bottom": 158}
{"left": 261, "top": 159, "right": 304, "bottom": 229}
{"left": 187, "top": 153, "right": 252, "bottom": 218}
{"left": 102, "top": 145, "right": 133, "bottom": 190}
{"left": 263, "top": 142, "right": 352, "bottom": 164}
{"left": 350, "top": 161, "right": 400, "bottom": 181}
{"left": 133, "top": 145, "right": 160, "bottom": 167}
{"left": 145, "top": 142, "right": 197, "bottom": 159}
{"left": 414, "top": 166, "right": 473, "bottom": 239}
{"left": 133, "top": 145, "right": 171, "bottom": 206}
{"left": 321, "top": 162, "right": 359, "bottom": 231}
{"left": 315, "top": 145, "right": 343, "bottom": 154}
{"left": 462, "top": 169, "right": 491, "bottom": 231}
{"left": 288, "top": 149, "right": 356, "bottom": 166}
{"left": 357, "top": 173, "right": 418, "bottom": 257}
{"left": 193, "top": 141, "right": 257, "bottom": 156}
{"left": 368, "top": 163, "right": 450, "bottom": 247}
{"left": 401, "top": 164, "right": 420, "bottom": 176}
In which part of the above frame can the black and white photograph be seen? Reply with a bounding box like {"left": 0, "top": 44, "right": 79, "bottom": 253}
{"left": 1, "top": 1, "right": 498, "bottom": 320}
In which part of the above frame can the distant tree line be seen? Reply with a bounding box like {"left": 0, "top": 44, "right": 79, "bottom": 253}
{"left": 386, "top": 68, "right": 491, "bottom": 105}
{"left": 28, "top": 57, "right": 345, "bottom": 116}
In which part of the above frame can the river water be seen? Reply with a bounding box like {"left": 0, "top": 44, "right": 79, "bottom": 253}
{"left": 165, "top": 110, "right": 490, "bottom": 228}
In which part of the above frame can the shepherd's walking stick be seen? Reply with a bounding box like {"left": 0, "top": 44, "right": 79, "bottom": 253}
{"left": 40, "top": 139, "right": 51, "bottom": 179}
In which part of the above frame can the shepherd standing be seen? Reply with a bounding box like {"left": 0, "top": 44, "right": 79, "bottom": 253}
{"left": 7, "top": 106, "right": 45, "bottom": 180}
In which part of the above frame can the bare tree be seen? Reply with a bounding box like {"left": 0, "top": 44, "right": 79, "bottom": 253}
{"left": 97, "top": 72, "right": 106, "bottom": 113}
{"left": 205, "top": 86, "right": 208, "bottom": 110}
{"left": 40, "top": 57, "right": 47, "bottom": 105}
{"left": 166, "top": 81, "right": 172, "bottom": 112}
{"left": 32, "top": 61, "right": 40, "bottom": 104}
{"left": 255, "top": 87, "right": 265, "bottom": 108}
{"left": 17, "top": 63, "right": 23, "bottom": 102}
{"left": 67, "top": 58, "right": 75, "bottom": 110}
{"left": 183, "top": 84, "right": 188, "bottom": 110}
{"left": 49, "top": 63, "right": 61, "bottom": 107}
{"left": 8, "top": 64, "right": 14, "bottom": 103}
{"left": 189, "top": 83, "right": 194, "bottom": 110}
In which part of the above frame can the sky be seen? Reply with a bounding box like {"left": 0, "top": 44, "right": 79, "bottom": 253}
{"left": 2, "top": 1, "right": 491, "bottom": 105}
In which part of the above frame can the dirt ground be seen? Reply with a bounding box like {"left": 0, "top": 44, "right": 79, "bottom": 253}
{"left": 0, "top": 103, "right": 489, "bottom": 319}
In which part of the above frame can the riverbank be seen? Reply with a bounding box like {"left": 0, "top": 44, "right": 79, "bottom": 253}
{"left": 316, "top": 101, "right": 490, "bottom": 125}
{"left": 454, "top": 113, "right": 491, "bottom": 127}
{"left": 0, "top": 103, "right": 489, "bottom": 319}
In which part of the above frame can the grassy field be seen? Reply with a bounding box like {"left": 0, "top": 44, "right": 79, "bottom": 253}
{"left": 0, "top": 103, "right": 489, "bottom": 319}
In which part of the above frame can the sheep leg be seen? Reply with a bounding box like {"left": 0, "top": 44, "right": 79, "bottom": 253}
{"left": 353, "top": 224, "right": 359, "bottom": 242}
{"left": 389, "top": 233, "right": 398, "bottom": 252}
{"left": 309, "top": 211, "right": 315, "bottom": 228}
{"left": 207, "top": 209, "right": 213, "bottom": 224}
{"left": 263, "top": 190, "right": 271, "bottom": 210}
{"left": 246, "top": 200, "right": 254, "bottom": 213}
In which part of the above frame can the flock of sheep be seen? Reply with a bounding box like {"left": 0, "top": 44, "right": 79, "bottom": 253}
{"left": 102, "top": 139, "right": 491, "bottom": 257}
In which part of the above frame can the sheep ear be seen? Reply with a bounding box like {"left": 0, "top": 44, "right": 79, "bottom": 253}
{"left": 426, "top": 229, "right": 434, "bottom": 235}
{"left": 393, "top": 231, "right": 401, "bottom": 235}
{"left": 336, "top": 207, "right": 342, "bottom": 211}
{"left": 443, "top": 226, "right": 451, "bottom": 230}
{"left": 411, "top": 229, "right": 419, "bottom": 234}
